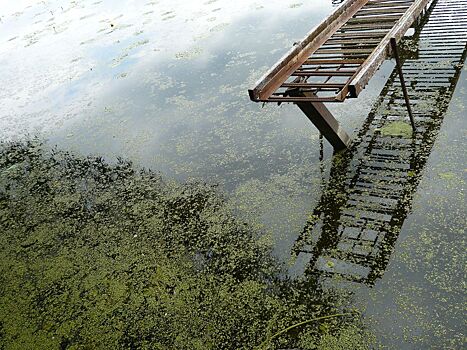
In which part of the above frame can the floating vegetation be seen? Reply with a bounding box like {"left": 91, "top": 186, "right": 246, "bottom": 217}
{"left": 209, "top": 22, "right": 230, "bottom": 33}
{"left": 289, "top": 3, "right": 304, "bottom": 9}
{"left": 1, "top": 0, "right": 465, "bottom": 348}
{"left": 0, "top": 140, "right": 370, "bottom": 349}
{"left": 379, "top": 121, "right": 413, "bottom": 138}
{"left": 438, "top": 172, "right": 457, "bottom": 180}
{"left": 175, "top": 47, "right": 204, "bottom": 60}
{"left": 111, "top": 39, "right": 150, "bottom": 67}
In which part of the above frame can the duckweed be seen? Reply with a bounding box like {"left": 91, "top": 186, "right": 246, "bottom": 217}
{"left": 379, "top": 121, "right": 413, "bottom": 138}
{"left": 0, "top": 140, "right": 370, "bottom": 349}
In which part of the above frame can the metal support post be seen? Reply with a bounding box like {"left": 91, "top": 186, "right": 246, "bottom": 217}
{"left": 291, "top": 91, "right": 351, "bottom": 151}
{"left": 390, "top": 37, "right": 416, "bottom": 132}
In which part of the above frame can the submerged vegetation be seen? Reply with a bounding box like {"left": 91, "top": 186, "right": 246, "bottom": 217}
{"left": 0, "top": 140, "right": 373, "bottom": 350}
{"left": 379, "top": 121, "right": 413, "bottom": 138}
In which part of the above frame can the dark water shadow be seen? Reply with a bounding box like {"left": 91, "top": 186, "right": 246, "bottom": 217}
{"left": 292, "top": 0, "right": 467, "bottom": 286}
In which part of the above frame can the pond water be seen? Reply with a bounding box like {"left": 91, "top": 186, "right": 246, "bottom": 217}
{"left": 1, "top": 0, "right": 465, "bottom": 349}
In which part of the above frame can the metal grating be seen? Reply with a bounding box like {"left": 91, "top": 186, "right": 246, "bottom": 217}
{"left": 292, "top": 0, "right": 467, "bottom": 285}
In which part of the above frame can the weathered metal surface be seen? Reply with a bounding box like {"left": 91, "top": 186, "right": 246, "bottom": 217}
{"left": 248, "top": 0, "right": 434, "bottom": 104}
{"left": 348, "top": 0, "right": 432, "bottom": 96}
{"left": 248, "top": 0, "right": 370, "bottom": 102}
{"left": 291, "top": 92, "right": 352, "bottom": 150}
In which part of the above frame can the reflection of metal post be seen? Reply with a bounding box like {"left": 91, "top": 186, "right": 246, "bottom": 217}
{"left": 319, "top": 133, "right": 324, "bottom": 162}
{"left": 390, "top": 37, "right": 416, "bottom": 132}
{"left": 319, "top": 133, "right": 325, "bottom": 188}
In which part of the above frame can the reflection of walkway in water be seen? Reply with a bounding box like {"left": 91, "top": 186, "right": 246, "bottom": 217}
{"left": 293, "top": 0, "right": 467, "bottom": 285}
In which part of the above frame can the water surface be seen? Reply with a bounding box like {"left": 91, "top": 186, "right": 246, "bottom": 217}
{"left": 1, "top": 0, "right": 465, "bottom": 348}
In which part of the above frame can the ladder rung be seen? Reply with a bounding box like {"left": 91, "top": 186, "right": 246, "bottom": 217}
{"left": 304, "top": 59, "right": 366, "bottom": 64}
{"left": 331, "top": 31, "right": 389, "bottom": 38}
{"left": 315, "top": 48, "right": 375, "bottom": 54}
{"left": 267, "top": 96, "right": 341, "bottom": 103}
{"left": 292, "top": 71, "right": 356, "bottom": 76}
{"left": 281, "top": 83, "right": 346, "bottom": 88}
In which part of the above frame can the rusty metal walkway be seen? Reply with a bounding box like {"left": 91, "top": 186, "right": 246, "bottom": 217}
{"left": 292, "top": 0, "right": 467, "bottom": 285}
{"left": 248, "top": 0, "right": 438, "bottom": 149}
{"left": 249, "top": 0, "right": 432, "bottom": 103}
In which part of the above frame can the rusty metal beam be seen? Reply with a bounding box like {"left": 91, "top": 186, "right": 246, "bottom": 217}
{"left": 291, "top": 92, "right": 352, "bottom": 150}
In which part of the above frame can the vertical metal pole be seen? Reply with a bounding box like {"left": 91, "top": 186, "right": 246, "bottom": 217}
{"left": 390, "top": 37, "right": 416, "bottom": 132}
{"left": 319, "top": 133, "right": 324, "bottom": 162}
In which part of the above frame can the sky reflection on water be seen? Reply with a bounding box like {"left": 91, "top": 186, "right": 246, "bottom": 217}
{"left": 0, "top": 0, "right": 382, "bottom": 184}
{"left": 1, "top": 0, "right": 357, "bottom": 265}
{"left": 1, "top": 1, "right": 465, "bottom": 348}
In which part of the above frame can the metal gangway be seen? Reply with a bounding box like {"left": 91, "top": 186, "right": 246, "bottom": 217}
{"left": 248, "top": 0, "right": 457, "bottom": 150}
{"left": 292, "top": 0, "right": 467, "bottom": 285}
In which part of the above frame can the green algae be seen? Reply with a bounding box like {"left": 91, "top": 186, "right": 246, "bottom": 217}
{"left": 379, "top": 121, "right": 413, "bottom": 138}
{"left": 0, "top": 140, "right": 369, "bottom": 350}
{"left": 438, "top": 172, "right": 456, "bottom": 180}
{"left": 299, "top": 323, "right": 375, "bottom": 350}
